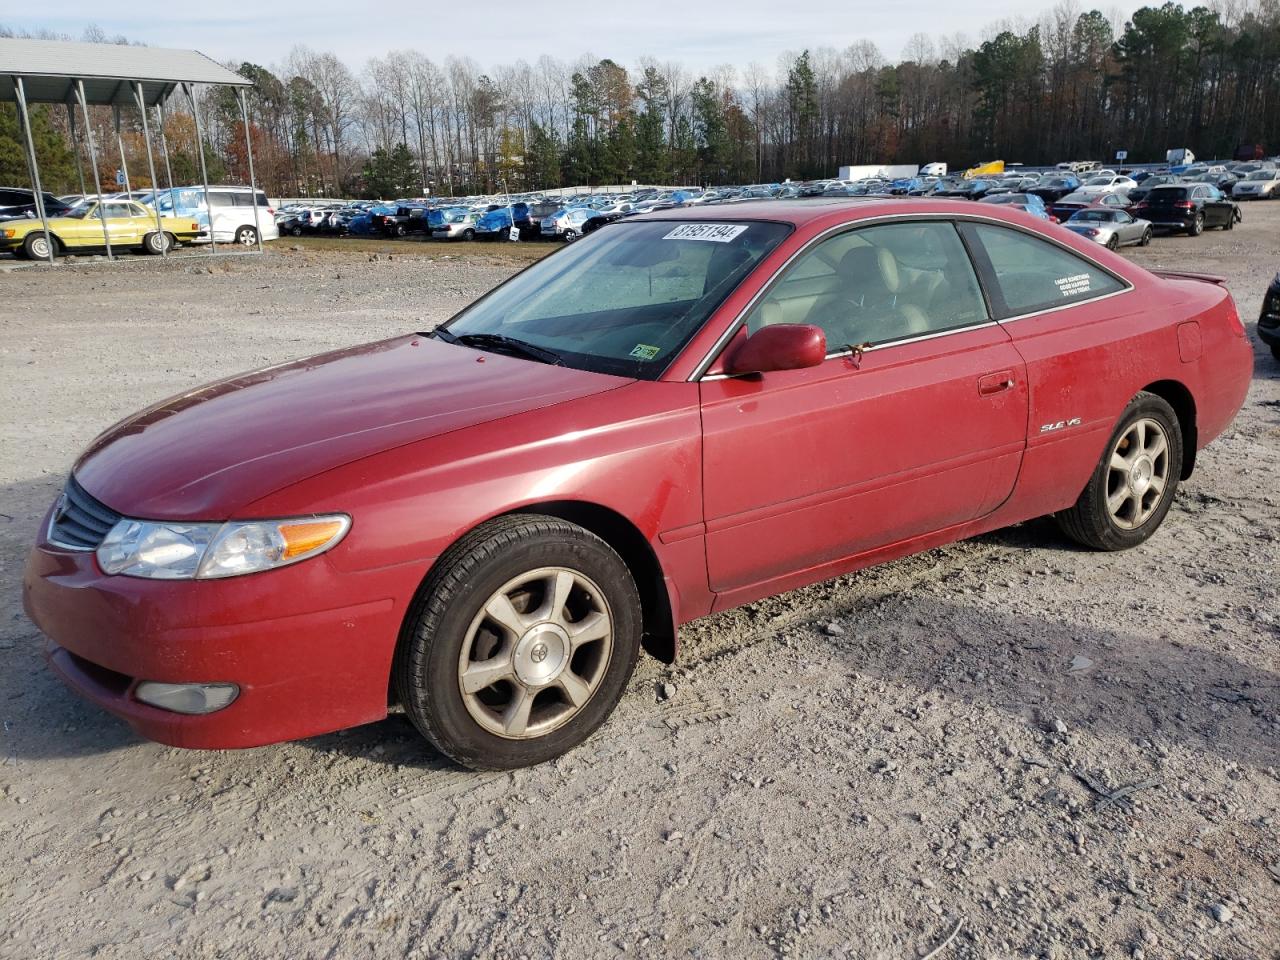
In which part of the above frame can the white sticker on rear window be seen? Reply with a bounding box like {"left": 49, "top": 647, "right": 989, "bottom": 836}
{"left": 1055, "top": 273, "right": 1092, "bottom": 297}
{"left": 662, "top": 223, "right": 748, "bottom": 243}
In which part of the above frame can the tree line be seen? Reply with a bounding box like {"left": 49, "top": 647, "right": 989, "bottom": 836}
{"left": 3, "top": 1, "right": 1278, "bottom": 199}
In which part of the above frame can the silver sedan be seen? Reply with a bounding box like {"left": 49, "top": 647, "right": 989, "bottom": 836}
{"left": 1062, "top": 208, "right": 1153, "bottom": 250}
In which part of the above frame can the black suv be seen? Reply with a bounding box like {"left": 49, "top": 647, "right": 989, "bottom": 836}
{"left": 1259, "top": 271, "right": 1280, "bottom": 361}
{"left": 1129, "top": 184, "right": 1240, "bottom": 235}
{"left": 0, "top": 188, "right": 73, "bottom": 222}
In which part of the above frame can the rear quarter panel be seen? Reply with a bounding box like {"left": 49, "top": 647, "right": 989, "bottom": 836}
{"left": 998, "top": 269, "right": 1248, "bottom": 520}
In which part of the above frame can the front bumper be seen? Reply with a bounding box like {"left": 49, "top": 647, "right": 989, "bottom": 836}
{"left": 1259, "top": 286, "right": 1280, "bottom": 347}
{"left": 22, "top": 508, "right": 426, "bottom": 749}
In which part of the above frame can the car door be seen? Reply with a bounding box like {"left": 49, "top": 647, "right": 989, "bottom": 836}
{"left": 699, "top": 219, "right": 1029, "bottom": 600}
{"left": 1200, "top": 186, "right": 1232, "bottom": 227}
{"left": 1113, "top": 210, "right": 1138, "bottom": 244}
{"left": 96, "top": 202, "right": 141, "bottom": 245}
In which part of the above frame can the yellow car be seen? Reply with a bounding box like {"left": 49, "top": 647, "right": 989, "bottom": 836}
{"left": 0, "top": 199, "right": 202, "bottom": 259}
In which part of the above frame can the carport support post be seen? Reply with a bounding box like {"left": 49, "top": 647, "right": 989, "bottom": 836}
{"left": 183, "top": 82, "right": 217, "bottom": 256}
{"left": 237, "top": 88, "right": 264, "bottom": 253}
{"left": 13, "top": 77, "right": 56, "bottom": 265}
{"left": 155, "top": 101, "right": 175, "bottom": 190}
{"left": 74, "top": 79, "right": 115, "bottom": 260}
{"left": 112, "top": 104, "right": 131, "bottom": 196}
{"left": 66, "top": 103, "right": 88, "bottom": 197}
{"left": 134, "top": 82, "right": 168, "bottom": 259}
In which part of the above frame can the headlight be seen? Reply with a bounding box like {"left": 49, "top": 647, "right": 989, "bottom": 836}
{"left": 97, "top": 515, "right": 350, "bottom": 580}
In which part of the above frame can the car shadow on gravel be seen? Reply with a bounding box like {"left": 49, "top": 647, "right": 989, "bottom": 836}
{"left": 296, "top": 712, "right": 464, "bottom": 772}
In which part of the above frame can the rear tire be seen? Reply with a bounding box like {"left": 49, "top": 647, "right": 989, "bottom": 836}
{"left": 1055, "top": 392, "right": 1182, "bottom": 551}
{"left": 564, "top": 228, "right": 579, "bottom": 243}
{"left": 1105, "top": 235, "right": 1119, "bottom": 251}
{"left": 461, "top": 228, "right": 475, "bottom": 241}
{"left": 143, "top": 231, "right": 173, "bottom": 255}
{"left": 1189, "top": 213, "right": 1204, "bottom": 236}
{"left": 394, "top": 515, "right": 641, "bottom": 770}
{"left": 1140, "top": 228, "right": 1152, "bottom": 246}
{"left": 234, "top": 226, "right": 258, "bottom": 246}
{"left": 1271, "top": 344, "right": 1280, "bottom": 362}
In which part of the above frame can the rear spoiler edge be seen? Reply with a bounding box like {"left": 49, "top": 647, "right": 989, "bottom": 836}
{"left": 1153, "top": 269, "right": 1229, "bottom": 286}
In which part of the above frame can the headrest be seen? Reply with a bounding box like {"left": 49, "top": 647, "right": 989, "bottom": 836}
{"left": 836, "top": 245, "right": 901, "bottom": 295}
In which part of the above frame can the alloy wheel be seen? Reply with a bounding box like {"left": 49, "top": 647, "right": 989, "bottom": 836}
{"left": 457, "top": 566, "right": 614, "bottom": 740}
{"left": 1106, "top": 418, "right": 1170, "bottom": 529}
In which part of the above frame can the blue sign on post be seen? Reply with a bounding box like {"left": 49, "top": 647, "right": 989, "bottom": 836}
{"left": 115, "top": 169, "right": 125, "bottom": 186}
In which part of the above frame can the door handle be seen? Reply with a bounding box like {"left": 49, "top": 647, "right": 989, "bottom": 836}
{"left": 978, "top": 371, "right": 1016, "bottom": 396}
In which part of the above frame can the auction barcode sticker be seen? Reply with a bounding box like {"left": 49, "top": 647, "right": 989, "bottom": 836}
{"left": 662, "top": 224, "right": 748, "bottom": 242}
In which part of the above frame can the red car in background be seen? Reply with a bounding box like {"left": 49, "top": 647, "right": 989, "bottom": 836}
{"left": 23, "top": 199, "right": 1252, "bottom": 769}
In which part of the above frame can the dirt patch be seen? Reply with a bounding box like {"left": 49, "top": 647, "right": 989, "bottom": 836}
{"left": 1, "top": 205, "right": 1277, "bottom": 959}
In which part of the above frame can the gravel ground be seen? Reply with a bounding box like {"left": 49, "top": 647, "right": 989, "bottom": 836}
{"left": 1, "top": 210, "right": 1278, "bottom": 960}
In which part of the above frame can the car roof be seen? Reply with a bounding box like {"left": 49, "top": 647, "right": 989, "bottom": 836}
{"left": 629, "top": 197, "right": 1072, "bottom": 234}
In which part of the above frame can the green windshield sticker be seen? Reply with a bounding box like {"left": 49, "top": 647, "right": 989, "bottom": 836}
{"left": 629, "top": 343, "right": 661, "bottom": 360}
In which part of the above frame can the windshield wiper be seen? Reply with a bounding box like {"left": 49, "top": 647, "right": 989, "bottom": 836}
{"left": 441, "top": 330, "right": 564, "bottom": 366}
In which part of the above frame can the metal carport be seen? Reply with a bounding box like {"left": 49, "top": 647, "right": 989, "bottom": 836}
{"left": 0, "top": 38, "right": 259, "bottom": 264}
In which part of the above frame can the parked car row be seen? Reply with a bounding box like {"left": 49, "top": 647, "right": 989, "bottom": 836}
{"left": 0, "top": 184, "right": 281, "bottom": 258}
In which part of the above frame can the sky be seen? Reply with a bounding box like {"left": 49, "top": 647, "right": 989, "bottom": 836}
{"left": 6, "top": 0, "right": 1147, "bottom": 74}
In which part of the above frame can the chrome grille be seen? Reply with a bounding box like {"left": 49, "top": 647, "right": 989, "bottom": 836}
{"left": 48, "top": 477, "right": 121, "bottom": 551}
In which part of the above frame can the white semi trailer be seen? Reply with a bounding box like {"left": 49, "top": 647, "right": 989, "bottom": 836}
{"left": 838, "top": 164, "right": 920, "bottom": 181}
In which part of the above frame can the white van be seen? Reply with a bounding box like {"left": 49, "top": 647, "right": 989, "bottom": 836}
{"left": 148, "top": 186, "right": 280, "bottom": 246}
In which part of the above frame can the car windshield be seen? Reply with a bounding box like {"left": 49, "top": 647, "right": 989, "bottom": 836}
{"left": 438, "top": 219, "right": 791, "bottom": 379}
{"left": 61, "top": 201, "right": 94, "bottom": 220}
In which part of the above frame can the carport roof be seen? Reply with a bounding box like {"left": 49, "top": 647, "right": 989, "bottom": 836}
{"left": 0, "top": 38, "right": 250, "bottom": 107}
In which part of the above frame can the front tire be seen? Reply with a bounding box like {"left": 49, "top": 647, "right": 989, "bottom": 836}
{"left": 1055, "top": 392, "right": 1182, "bottom": 551}
{"left": 394, "top": 515, "right": 642, "bottom": 770}
{"left": 23, "top": 233, "right": 55, "bottom": 260}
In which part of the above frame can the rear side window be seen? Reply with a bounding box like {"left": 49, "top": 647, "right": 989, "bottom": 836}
{"left": 208, "top": 192, "right": 234, "bottom": 207}
{"left": 961, "top": 223, "right": 1125, "bottom": 318}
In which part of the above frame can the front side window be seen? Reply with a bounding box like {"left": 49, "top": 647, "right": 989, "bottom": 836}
{"left": 441, "top": 220, "right": 791, "bottom": 378}
{"left": 962, "top": 222, "right": 1126, "bottom": 318}
{"left": 742, "top": 221, "right": 988, "bottom": 349}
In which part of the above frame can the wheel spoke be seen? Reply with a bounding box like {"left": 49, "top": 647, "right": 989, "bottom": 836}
{"left": 461, "top": 656, "right": 514, "bottom": 694}
{"left": 568, "top": 610, "right": 610, "bottom": 650}
{"left": 1133, "top": 420, "right": 1146, "bottom": 450}
{"left": 558, "top": 670, "right": 592, "bottom": 707}
{"left": 1146, "top": 431, "right": 1167, "bottom": 461}
{"left": 1107, "top": 486, "right": 1131, "bottom": 517}
{"left": 1146, "top": 475, "right": 1165, "bottom": 497}
{"left": 1110, "top": 451, "right": 1131, "bottom": 473}
{"left": 537, "top": 570, "right": 576, "bottom": 626}
{"left": 485, "top": 592, "right": 527, "bottom": 636}
{"left": 502, "top": 685, "right": 534, "bottom": 737}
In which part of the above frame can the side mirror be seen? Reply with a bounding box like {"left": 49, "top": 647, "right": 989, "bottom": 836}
{"left": 724, "top": 324, "right": 827, "bottom": 377}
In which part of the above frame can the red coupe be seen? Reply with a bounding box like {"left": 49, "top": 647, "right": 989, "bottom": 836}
{"left": 23, "top": 200, "right": 1252, "bottom": 769}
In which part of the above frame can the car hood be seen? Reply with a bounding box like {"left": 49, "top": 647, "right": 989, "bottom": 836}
{"left": 74, "top": 335, "right": 630, "bottom": 520}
